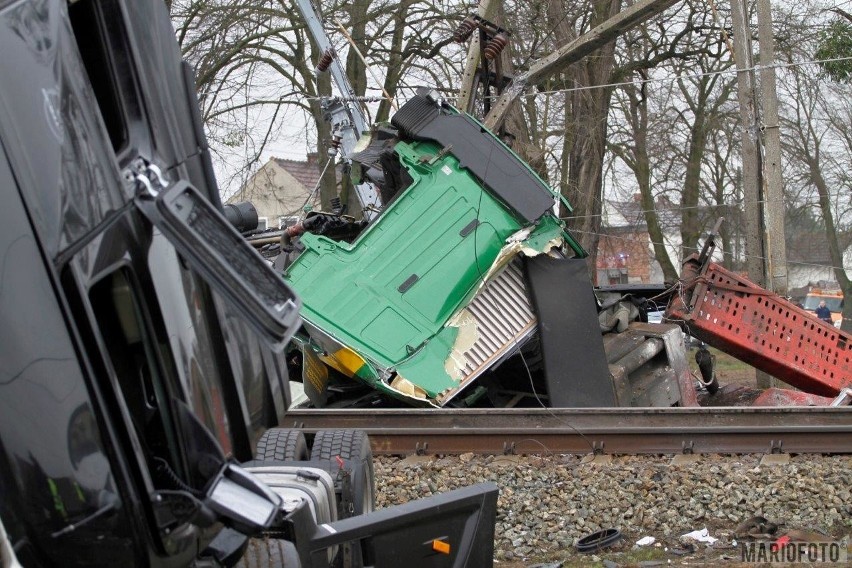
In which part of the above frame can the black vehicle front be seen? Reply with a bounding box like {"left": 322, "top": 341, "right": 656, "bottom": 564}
{"left": 0, "top": 0, "right": 299, "bottom": 564}
{"left": 0, "top": 1, "right": 498, "bottom": 566}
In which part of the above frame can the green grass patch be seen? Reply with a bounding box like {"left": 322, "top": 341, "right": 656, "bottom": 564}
{"left": 706, "top": 347, "right": 752, "bottom": 373}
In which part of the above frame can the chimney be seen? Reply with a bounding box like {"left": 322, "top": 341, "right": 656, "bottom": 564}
{"left": 307, "top": 152, "right": 319, "bottom": 165}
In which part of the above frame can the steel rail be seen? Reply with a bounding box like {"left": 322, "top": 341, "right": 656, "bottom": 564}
{"left": 284, "top": 407, "right": 852, "bottom": 455}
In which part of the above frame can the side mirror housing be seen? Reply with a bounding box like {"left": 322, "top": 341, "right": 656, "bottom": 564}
{"left": 135, "top": 180, "right": 301, "bottom": 350}
{"left": 205, "top": 464, "right": 282, "bottom": 535}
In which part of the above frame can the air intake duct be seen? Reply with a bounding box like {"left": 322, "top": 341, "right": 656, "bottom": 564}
{"left": 223, "top": 201, "right": 259, "bottom": 233}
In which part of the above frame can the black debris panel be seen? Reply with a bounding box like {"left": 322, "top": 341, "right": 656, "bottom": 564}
{"left": 391, "top": 88, "right": 555, "bottom": 224}
{"left": 524, "top": 256, "right": 616, "bottom": 407}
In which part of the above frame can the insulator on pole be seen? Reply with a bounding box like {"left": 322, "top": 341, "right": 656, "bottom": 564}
{"left": 483, "top": 32, "right": 509, "bottom": 60}
{"left": 452, "top": 16, "right": 477, "bottom": 43}
{"left": 327, "top": 135, "right": 342, "bottom": 156}
{"left": 315, "top": 49, "right": 334, "bottom": 73}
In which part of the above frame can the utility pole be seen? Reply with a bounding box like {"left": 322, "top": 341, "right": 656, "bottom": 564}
{"left": 456, "top": 0, "right": 496, "bottom": 112}
{"left": 756, "top": 0, "right": 788, "bottom": 296}
{"left": 453, "top": 1, "right": 544, "bottom": 171}
{"left": 730, "top": 0, "right": 775, "bottom": 388}
{"left": 730, "top": 0, "right": 765, "bottom": 287}
{"left": 482, "top": 0, "right": 682, "bottom": 131}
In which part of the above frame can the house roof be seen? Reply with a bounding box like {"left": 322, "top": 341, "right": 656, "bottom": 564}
{"left": 272, "top": 157, "right": 325, "bottom": 192}
{"left": 785, "top": 230, "right": 852, "bottom": 265}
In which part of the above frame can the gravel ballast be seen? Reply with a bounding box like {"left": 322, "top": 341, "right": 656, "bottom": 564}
{"left": 374, "top": 453, "right": 852, "bottom": 565}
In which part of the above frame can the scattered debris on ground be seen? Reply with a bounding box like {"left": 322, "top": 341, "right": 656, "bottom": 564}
{"left": 375, "top": 453, "right": 852, "bottom": 566}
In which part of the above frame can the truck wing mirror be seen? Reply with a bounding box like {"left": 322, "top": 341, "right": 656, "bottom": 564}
{"left": 151, "top": 464, "right": 282, "bottom": 540}
{"left": 205, "top": 464, "right": 282, "bottom": 535}
{"left": 134, "top": 180, "right": 301, "bottom": 349}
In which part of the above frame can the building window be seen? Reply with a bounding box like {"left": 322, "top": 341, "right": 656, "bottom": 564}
{"left": 278, "top": 216, "right": 299, "bottom": 229}
{"left": 597, "top": 268, "right": 629, "bottom": 286}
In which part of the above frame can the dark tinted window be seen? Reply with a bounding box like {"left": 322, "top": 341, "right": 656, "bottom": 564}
{"left": 148, "top": 236, "right": 237, "bottom": 456}
{"left": 0, "top": 151, "right": 135, "bottom": 567}
{"left": 68, "top": 0, "right": 128, "bottom": 152}
{"left": 0, "top": 0, "right": 127, "bottom": 256}
{"left": 89, "top": 269, "right": 189, "bottom": 486}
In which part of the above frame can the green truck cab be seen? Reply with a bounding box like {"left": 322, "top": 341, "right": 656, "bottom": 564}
{"left": 281, "top": 90, "right": 648, "bottom": 409}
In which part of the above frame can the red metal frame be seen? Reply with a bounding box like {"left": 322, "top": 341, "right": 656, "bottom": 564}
{"left": 667, "top": 256, "right": 852, "bottom": 397}
{"left": 752, "top": 388, "right": 834, "bottom": 406}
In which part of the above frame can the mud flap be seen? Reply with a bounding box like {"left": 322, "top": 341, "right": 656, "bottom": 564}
{"left": 302, "top": 347, "right": 331, "bottom": 408}
{"left": 523, "top": 256, "right": 615, "bottom": 407}
{"left": 305, "top": 482, "right": 499, "bottom": 568}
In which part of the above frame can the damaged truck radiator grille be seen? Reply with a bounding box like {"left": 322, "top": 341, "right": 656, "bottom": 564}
{"left": 442, "top": 260, "right": 536, "bottom": 403}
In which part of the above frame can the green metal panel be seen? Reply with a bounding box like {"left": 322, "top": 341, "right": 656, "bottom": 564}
{"left": 283, "top": 131, "right": 585, "bottom": 405}
{"left": 284, "top": 140, "right": 523, "bottom": 371}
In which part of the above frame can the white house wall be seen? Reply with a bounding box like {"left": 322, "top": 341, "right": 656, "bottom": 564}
{"left": 227, "top": 161, "right": 309, "bottom": 223}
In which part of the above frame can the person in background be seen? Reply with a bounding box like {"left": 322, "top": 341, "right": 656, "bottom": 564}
{"left": 815, "top": 300, "right": 832, "bottom": 324}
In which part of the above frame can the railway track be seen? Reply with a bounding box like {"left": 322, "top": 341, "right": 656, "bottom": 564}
{"left": 285, "top": 407, "right": 852, "bottom": 455}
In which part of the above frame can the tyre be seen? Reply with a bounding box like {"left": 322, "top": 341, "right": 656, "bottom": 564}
{"left": 255, "top": 428, "right": 309, "bottom": 461}
{"left": 234, "top": 538, "right": 301, "bottom": 568}
{"left": 311, "top": 429, "right": 375, "bottom": 517}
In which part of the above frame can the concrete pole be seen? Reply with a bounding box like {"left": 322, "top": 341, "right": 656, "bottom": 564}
{"left": 756, "top": 0, "right": 788, "bottom": 295}
{"left": 731, "top": 0, "right": 775, "bottom": 388}
{"left": 482, "top": 0, "right": 681, "bottom": 131}
{"left": 730, "top": 0, "right": 765, "bottom": 288}
{"left": 456, "top": 0, "right": 497, "bottom": 112}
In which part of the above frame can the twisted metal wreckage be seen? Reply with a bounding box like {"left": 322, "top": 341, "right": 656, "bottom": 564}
{"left": 242, "top": 2, "right": 851, "bottom": 410}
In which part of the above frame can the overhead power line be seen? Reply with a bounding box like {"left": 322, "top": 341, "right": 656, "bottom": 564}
{"left": 477, "top": 55, "right": 852, "bottom": 98}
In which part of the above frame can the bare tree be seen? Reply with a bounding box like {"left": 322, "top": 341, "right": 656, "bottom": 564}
{"left": 670, "top": 38, "right": 736, "bottom": 260}
{"left": 609, "top": 73, "right": 681, "bottom": 281}
{"left": 607, "top": 0, "right": 736, "bottom": 282}
{"left": 171, "top": 0, "right": 464, "bottom": 208}
{"left": 779, "top": 64, "right": 852, "bottom": 331}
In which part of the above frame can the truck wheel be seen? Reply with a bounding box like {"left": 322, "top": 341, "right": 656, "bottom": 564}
{"left": 255, "top": 428, "right": 309, "bottom": 461}
{"left": 235, "top": 538, "right": 301, "bottom": 568}
{"left": 312, "top": 429, "right": 375, "bottom": 517}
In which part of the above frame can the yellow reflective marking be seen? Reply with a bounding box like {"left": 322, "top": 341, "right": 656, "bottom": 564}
{"left": 319, "top": 347, "right": 366, "bottom": 377}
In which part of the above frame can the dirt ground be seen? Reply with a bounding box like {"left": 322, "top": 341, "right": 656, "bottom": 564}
{"left": 695, "top": 347, "right": 757, "bottom": 389}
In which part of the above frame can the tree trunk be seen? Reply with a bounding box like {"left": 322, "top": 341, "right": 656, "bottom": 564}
{"left": 807, "top": 155, "right": 852, "bottom": 332}
{"left": 552, "top": 0, "right": 623, "bottom": 278}
{"left": 495, "top": 2, "right": 546, "bottom": 178}
{"left": 376, "top": 1, "right": 413, "bottom": 123}
{"left": 345, "top": 0, "right": 370, "bottom": 98}
{"left": 565, "top": 81, "right": 613, "bottom": 276}
{"left": 680, "top": 99, "right": 707, "bottom": 260}
{"left": 619, "top": 83, "right": 679, "bottom": 282}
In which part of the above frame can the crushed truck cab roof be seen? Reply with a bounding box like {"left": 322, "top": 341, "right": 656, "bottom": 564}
{"left": 282, "top": 90, "right": 585, "bottom": 407}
